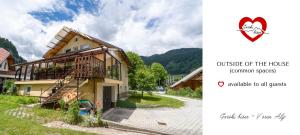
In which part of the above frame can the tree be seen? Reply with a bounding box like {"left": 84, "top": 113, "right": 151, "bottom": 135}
{"left": 135, "top": 67, "right": 156, "bottom": 97}
{"left": 126, "top": 51, "right": 145, "bottom": 90}
{"left": 151, "top": 63, "right": 168, "bottom": 86}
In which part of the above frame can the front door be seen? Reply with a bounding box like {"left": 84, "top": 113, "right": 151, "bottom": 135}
{"left": 103, "top": 86, "right": 112, "bottom": 112}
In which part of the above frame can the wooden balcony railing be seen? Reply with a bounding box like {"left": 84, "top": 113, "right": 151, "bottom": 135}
{"left": 75, "top": 55, "right": 105, "bottom": 79}
{"left": 15, "top": 50, "right": 106, "bottom": 81}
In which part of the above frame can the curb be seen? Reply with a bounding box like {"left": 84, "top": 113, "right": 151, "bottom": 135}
{"left": 102, "top": 119, "right": 171, "bottom": 135}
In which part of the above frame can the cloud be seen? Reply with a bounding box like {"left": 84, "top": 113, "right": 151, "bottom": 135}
{"left": 0, "top": 0, "right": 202, "bottom": 61}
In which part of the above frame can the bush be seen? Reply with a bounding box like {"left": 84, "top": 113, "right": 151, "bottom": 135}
{"left": 16, "top": 96, "right": 38, "bottom": 104}
{"left": 3, "top": 80, "right": 17, "bottom": 95}
{"left": 66, "top": 101, "right": 82, "bottom": 124}
{"left": 80, "top": 111, "right": 106, "bottom": 127}
{"left": 58, "top": 99, "right": 65, "bottom": 111}
{"left": 80, "top": 115, "right": 98, "bottom": 127}
{"left": 97, "top": 111, "right": 105, "bottom": 127}
{"left": 166, "top": 87, "right": 202, "bottom": 99}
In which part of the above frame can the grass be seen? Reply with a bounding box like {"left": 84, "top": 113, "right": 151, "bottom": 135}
{"left": 0, "top": 95, "right": 97, "bottom": 135}
{"left": 117, "top": 92, "right": 184, "bottom": 108}
{"left": 30, "top": 106, "right": 66, "bottom": 121}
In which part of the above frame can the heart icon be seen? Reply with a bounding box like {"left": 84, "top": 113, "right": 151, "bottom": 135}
{"left": 239, "top": 17, "right": 267, "bottom": 42}
{"left": 218, "top": 81, "right": 224, "bottom": 87}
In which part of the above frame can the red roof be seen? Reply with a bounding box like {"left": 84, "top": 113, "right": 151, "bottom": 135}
{"left": 0, "top": 48, "right": 10, "bottom": 64}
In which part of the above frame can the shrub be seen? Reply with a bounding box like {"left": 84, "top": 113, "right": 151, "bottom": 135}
{"left": 97, "top": 111, "right": 106, "bottom": 127}
{"left": 166, "top": 87, "right": 202, "bottom": 99}
{"left": 58, "top": 99, "right": 65, "bottom": 111}
{"left": 193, "top": 87, "right": 202, "bottom": 98}
{"left": 66, "top": 101, "right": 82, "bottom": 124}
{"left": 80, "top": 111, "right": 106, "bottom": 127}
{"left": 3, "top": 80, "right": 17, "bottom": 95}
{"left": 80, "top": 115, "right": 97, "bottom": 127}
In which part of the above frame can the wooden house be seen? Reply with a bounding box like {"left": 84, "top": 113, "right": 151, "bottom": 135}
{"left": 0, "top": 48, "right": 15, "bottom": 93}
{"left": 170, "top": 67, "right": 202, "bottom": 90}
{"left": 14, "top": 27, "right": 130, "bottom": 112}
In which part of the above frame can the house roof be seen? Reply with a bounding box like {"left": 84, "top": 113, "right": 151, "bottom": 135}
{"left": 0, "top": 48, "right": 11, "bottom": 64}
{"left": 170, "top": 67, "right": 202, "bottom": 88}
{"left": 42, "top": 26, "right": 131, "bottom": 66}
{"left": 44, "top": 26, "right": 121, "bottom": 58}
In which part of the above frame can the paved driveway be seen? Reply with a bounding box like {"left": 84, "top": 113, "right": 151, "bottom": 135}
{"left": 103, "top": 94, "right": 202, "bottom": 135}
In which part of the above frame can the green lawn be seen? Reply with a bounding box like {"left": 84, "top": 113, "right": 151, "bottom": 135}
{"left": 29, "top": 106, "right": 66, "bottom": 122}
{"left": 0, "top": 95, "right": 96, "bottom": 135}
{"left": 117, "top": 92, "right": 184, "bottom": 108}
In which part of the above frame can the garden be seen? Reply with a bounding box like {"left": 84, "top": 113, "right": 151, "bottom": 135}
{"left": 0, "top": 95, "right": 97, "bottom": 135}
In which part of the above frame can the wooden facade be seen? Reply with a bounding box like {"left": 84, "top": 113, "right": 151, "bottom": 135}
{"left": 171, "top": 67, "right": 202, "bottom": 90}
{"left": 172, "top": 73, "right": 202, "bottom": 90}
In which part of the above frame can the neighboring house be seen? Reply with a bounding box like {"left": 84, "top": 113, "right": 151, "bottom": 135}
{"left": 170, "top": 67, "right": 202, "bottom": 90}
{"left": 14, "top": 27, "right": 130, "bottom": 112}
{"left": 0, "top": 48, "right": 15, "bottom": 93}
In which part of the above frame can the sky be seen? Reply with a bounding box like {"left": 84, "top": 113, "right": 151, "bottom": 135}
{"left": 0, "top": 0, "right": 202, "bottom": 61}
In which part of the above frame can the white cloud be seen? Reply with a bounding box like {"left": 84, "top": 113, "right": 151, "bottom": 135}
{"left": 0, "top": 0, "right": 202, "bottom": 61}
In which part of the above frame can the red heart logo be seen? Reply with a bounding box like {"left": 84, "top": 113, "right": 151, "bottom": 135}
{"left": 239, "top": 17, "right": 267, "bottom": 42}
{"left": 218, "top": 81, "right": 224, "bottom": 87}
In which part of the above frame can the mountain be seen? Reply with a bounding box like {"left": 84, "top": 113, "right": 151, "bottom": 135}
{"left": 0, "top": 37, "right": 26, "bottom": 63}
{"left": 141, "top": 48, "right": 202, "bottom": 75}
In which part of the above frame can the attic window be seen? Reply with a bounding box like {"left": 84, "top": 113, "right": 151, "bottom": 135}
{"left": 80, "top": 44, "right": 90, "bottom": 50}
{"left": 73, "top": 46, "right": 78, "bottom": 51}
{"left": 75, "top": 37, "right": 78, "bottom": 42}
{"left": 65, "top": 48, "right": 71, "bottom": 53}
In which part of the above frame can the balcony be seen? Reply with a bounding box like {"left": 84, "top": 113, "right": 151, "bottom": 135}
{"left": 15, "top": 48, "right": 106, "bottom": 81}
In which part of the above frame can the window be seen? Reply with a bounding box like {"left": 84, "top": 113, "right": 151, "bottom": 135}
{"left": 80, "top": 44, "right": 90, "bottom": 50}
{"left": 4, "top": 62, "right": 7, "bottom": 69}
{"left": 105, "top": 53, "right": 121, "bottom": 80}
{"left": 65, "top": 48, "right": 71, "bottom": 53}
{"left": 0, "top": 63, "right": 2, "bottom": 68}
{"left": 73, "top": 46, "right": 78, "bottom": 51}
{"left": 74, "top": 37, "right": 78, "bottom": 42}
{"left": 24, "top": 86, "right": 31, "bottom": 95}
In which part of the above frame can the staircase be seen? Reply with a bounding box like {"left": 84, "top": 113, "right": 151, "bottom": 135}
{"left": 40, "top": 69, "right": 88, "bottom": 106}
{"left": 40, "top": 55, "right": 104, "bottom": 107}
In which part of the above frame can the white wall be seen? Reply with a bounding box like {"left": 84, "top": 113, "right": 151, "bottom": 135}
{"left": 0, "top": 59, "right": 8, "bottom": 71}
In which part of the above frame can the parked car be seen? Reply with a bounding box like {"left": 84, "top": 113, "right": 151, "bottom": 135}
{"left": 79, "top": 99, "right": 94, "bottom": 115}
{"left": 157, "top": 86, "right": 164, "bottom": 92}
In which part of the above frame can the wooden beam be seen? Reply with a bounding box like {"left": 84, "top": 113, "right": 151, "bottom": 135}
{"left": 18, "top": 66, "right": 22, "bottom": 81}
{"left": 14, "top": 68, "right": 19, "bottom": 79}
{"left": 63, "top": 58, "right": 67, "bottom": 77}
{"left": 30, "top": 64, "right": 35, "bottom": 80}
{"left": 53, "top": 62, "right": 56, "bottom": 79}
{"left": 24, "top": 65, "right": 28, "bottom": 80}
{"left": 111, "top": 54, "right": 113, "bottom": 79}
{"left": 103, "top": 49, "right": 106, "bottom": 77}
{"left": 38, "top": 63, "right": 41, "bottom": 80}
{"left": 45, "top": 62, "right": 49, "bottom": 79}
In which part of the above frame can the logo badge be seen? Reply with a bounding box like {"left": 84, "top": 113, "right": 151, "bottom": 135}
{"left": 238, "top": 17, "right": 267, "bottom": 42}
